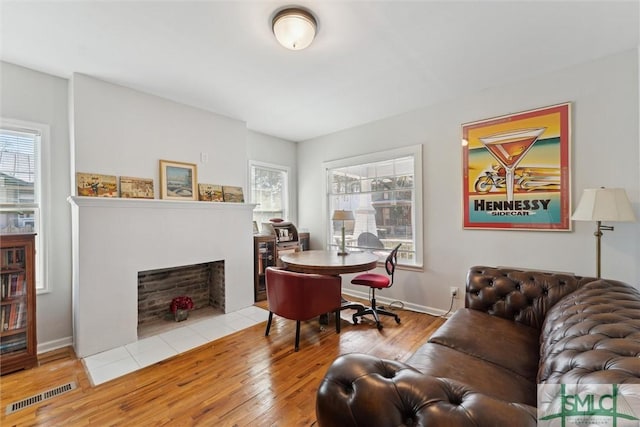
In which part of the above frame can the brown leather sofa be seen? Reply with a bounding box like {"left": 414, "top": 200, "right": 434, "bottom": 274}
{"left": 316, "top": 266, "right": 640, "bottom": 426}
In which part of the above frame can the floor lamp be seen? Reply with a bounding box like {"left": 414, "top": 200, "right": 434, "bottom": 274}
{"left": 571, "top": 187, "right": 636, "bottom": 278}
{"left": 332, "top": 210, "right": 354, "bottom": 256}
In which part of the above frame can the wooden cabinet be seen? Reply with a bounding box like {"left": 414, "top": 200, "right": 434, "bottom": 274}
{"left": 1, "top": 233, "right": 37, "bottom": 375}
{"left": 253, "top": 232, "right": 310, "bottom": 302}
{"left": 254, "top": 235, "right": 276, "bottom": 302}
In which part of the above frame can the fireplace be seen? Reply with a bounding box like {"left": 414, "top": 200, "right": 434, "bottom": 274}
{"left": 138, "top": 261, "right": 225, "bottom": 326}
{"left": 68, "top": 196, "right": 255, "bottom": 358}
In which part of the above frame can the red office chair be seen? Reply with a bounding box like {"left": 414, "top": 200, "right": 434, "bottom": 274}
{"left": 350, "top": 243, "right": 402, "bottom": 330}
{"left": 265, "top": 267, "right": 342, "bottom": 351}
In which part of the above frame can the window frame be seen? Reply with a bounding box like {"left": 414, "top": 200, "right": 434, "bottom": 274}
{"left": 0, "top": 118, "right": 50, "bottom": 293}
{"left": 323, "top": 145, "right": 423, "bottom": 267}
{"left": 248, "top": 160, "right": 291, "bottom": 225}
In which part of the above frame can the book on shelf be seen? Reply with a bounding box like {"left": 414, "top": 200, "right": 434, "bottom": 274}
{"left": 1, "top": 301, "right": 26, "bottom": 331}
{"left": 1, "top": 247, "right": 24, "bottom": 269}
{"left": 1, "top": 272, "right": 26, "bottom": 299}
{"left": 9, "top": 303, "right": 17, "bottom": 329}
{"left": 17, "top": 302, "right": 27, "bottom": 329}
{"left": 1, "top": 248, "right": 14, "bottom": 266}
{"left": 0, "top": 335, "right": 27, "bottom": 353}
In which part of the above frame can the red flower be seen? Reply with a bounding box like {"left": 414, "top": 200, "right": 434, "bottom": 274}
{"left": 170, "top": 296, "right": 194, "bottom": 313}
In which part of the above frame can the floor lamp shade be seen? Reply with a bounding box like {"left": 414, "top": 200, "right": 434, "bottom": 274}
{"left": 572, "top": 187, "right": 636, "bottom": 278}
{"left": 571, "top": 188, "right": 636, "bottom": 222}
{"left": 332, "top": 210, "right": 354, "bottom": 256}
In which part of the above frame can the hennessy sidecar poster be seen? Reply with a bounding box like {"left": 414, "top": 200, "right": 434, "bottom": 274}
{"left": 462, "top": 103, "right": 571, "bottom": 230}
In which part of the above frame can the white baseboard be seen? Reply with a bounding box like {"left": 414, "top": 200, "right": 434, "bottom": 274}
{"left": 342, "top": 289, "right": 455, "bottom": 318}
{"left": 38, "top": 336, "right": 73, "bottom": 354}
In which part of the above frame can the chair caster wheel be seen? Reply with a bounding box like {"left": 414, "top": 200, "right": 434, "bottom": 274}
{"left": 352, "top": 316, "right": 359, "bottom": 325}
{"left": 376, "top": 322, "right": 383, "bottom": 331}
{"left": 395, "top": 317, "right": 401, "bottom": 324}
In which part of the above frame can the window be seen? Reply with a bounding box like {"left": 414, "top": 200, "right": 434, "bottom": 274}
{"left": 0, "top": 120, "right": 48, "bottom": 291}
{"left": 249, "top": 161, "right": 290, "bottom": 228}
{"left": 325, "top": 145, "right": 423, "bottom": 266}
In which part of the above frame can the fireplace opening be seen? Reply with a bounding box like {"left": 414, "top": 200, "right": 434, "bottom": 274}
{"left": 137, "top": 261, "right": 225, "bottom": 337}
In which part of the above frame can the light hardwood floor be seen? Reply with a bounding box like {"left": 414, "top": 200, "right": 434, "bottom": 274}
{"left": 0, "top": 298, "right": 444, "bottom": 426}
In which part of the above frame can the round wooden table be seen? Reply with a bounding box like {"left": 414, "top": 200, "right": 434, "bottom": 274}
{"left": 279, "top": 250, "right": 379, "bottom": 324}
{"left": 279, "top": 250, "right": 378, "bottom": 275}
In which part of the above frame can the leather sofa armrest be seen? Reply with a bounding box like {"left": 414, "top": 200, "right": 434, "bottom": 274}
{"left": 316, "top": 353, "right": 537, "bottom": 427}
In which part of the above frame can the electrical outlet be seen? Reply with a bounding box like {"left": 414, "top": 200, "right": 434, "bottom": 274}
{"left": 450, "top": 287, "right": 459, "bottom": 298}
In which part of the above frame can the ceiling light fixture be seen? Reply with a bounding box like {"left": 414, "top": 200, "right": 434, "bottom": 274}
{"left": 272, "top": 7, "right": 317, "bottom": 51}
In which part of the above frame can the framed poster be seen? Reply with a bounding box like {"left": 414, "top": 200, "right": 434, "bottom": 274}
{"left": 119, "top": 176, "right": 154, "bottom": 199}
{"left": 462, "top": 103, "right": 571, "bottom": 230}
{"left": 159, "top": 160, "right": 197, "bottom": 201}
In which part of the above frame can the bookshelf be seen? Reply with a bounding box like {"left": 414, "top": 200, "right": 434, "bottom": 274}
{"left": 1, "top": 233, "right": 37, "bottom": 375}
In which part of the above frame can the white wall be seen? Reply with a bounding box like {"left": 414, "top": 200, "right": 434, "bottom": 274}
{"left": 246, "top": 130, "right": 299, "bottom": 225}
{"left": 0, "top": 62, "right": 73, "bottom": 352}
{"left": 68, "top": 75, "right": 293, "bottom": 356}
{"left": 0, "top": 67, "right": 297, "bottom": 352}
{"left": 70, "top": 73, "right": 248, "bottom": 194}
{"left": 298, "top": 49, "right": 640, "bottom": 314}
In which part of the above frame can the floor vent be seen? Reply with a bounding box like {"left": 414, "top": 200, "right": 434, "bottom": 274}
{"left": 6, "top": 381, "right": 77, "bottom": 415}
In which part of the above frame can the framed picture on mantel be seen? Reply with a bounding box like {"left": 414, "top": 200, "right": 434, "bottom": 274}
{"left": 198, "top": 183, "right": 224, "bottom": 202}
{"left": 159, "top": 160, "right": 197, "bottom": 201}
{"left": 222, "top": 186, "right": 245, "bottom": 203}
{"left": 76, "top": 173, "right": 118, "bottom": 197}
{"left": 119, "top": 176, "right": 154, "bottom": 199}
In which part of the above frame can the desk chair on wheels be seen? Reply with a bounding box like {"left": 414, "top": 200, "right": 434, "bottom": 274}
{"left": 350, "top": 243, "right": 402, "bottom": 330}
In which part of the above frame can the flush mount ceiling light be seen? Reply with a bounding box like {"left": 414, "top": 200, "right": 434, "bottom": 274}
{"left": 272, "top": 7, "right": 317, "bottom": 50}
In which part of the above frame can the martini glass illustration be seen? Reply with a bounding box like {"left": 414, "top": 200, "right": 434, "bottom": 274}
{"left": 479, "top": 127, "right": 546, "bottom": 202}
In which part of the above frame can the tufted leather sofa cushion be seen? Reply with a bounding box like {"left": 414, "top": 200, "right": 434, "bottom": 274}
{"left": 466, "top": 266, "right": 596, "bottom": 330}
{"left": 405, "top": 341, "right": 537, "bottom": 406}
{"left": 316, "top": 353, "right": 538, "bottom": 427}
{"left": 538, "top": 279, "right": 640, "bottom": 384}
{"left": 425, "top": 308, "right": 540, "bottom": 381}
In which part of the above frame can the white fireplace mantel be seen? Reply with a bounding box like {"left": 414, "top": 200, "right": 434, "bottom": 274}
{"left": 68, "top": 196, "right": 256, "bottom": 357}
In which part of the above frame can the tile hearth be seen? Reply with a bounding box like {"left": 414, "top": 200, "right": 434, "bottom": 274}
{"left": 82, "top": 305, "right": 269, "bottom": 386}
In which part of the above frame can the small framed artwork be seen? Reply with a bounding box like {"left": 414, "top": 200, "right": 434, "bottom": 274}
{"left": 222, "top": 186, "right": 245, "bottom": 203}
{"left": 159, "top": 160, "right": 197, "bottom": 201}
{"left": 120, "top": 176, "right": 154, "bottom": 199}
{"left": 76, "top": 173, "right": 118, "bottom": 197}
{"left": 198, "top": 184, "right": 224, "bottom": 202}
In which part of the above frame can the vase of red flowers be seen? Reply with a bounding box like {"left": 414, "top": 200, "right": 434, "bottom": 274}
{"left": 170, "top": 296, "right": 194, "bottom": 322}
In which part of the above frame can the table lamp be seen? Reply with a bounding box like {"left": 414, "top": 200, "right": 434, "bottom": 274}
{"left": 332, "top": 210, "right": 354, "bottom": 256}
{"left": 571, "top": 187, "right": 636, "bottom": 278}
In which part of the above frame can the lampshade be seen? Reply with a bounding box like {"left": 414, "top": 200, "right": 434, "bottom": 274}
{"left": 272, "top": 8, "right": 317, "bottom": 50}
{"left": 572, "top": 188, "right": 636, "bottom": 222}
{"left": 332, "top": 210, "right": 355, "bottom": 221}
